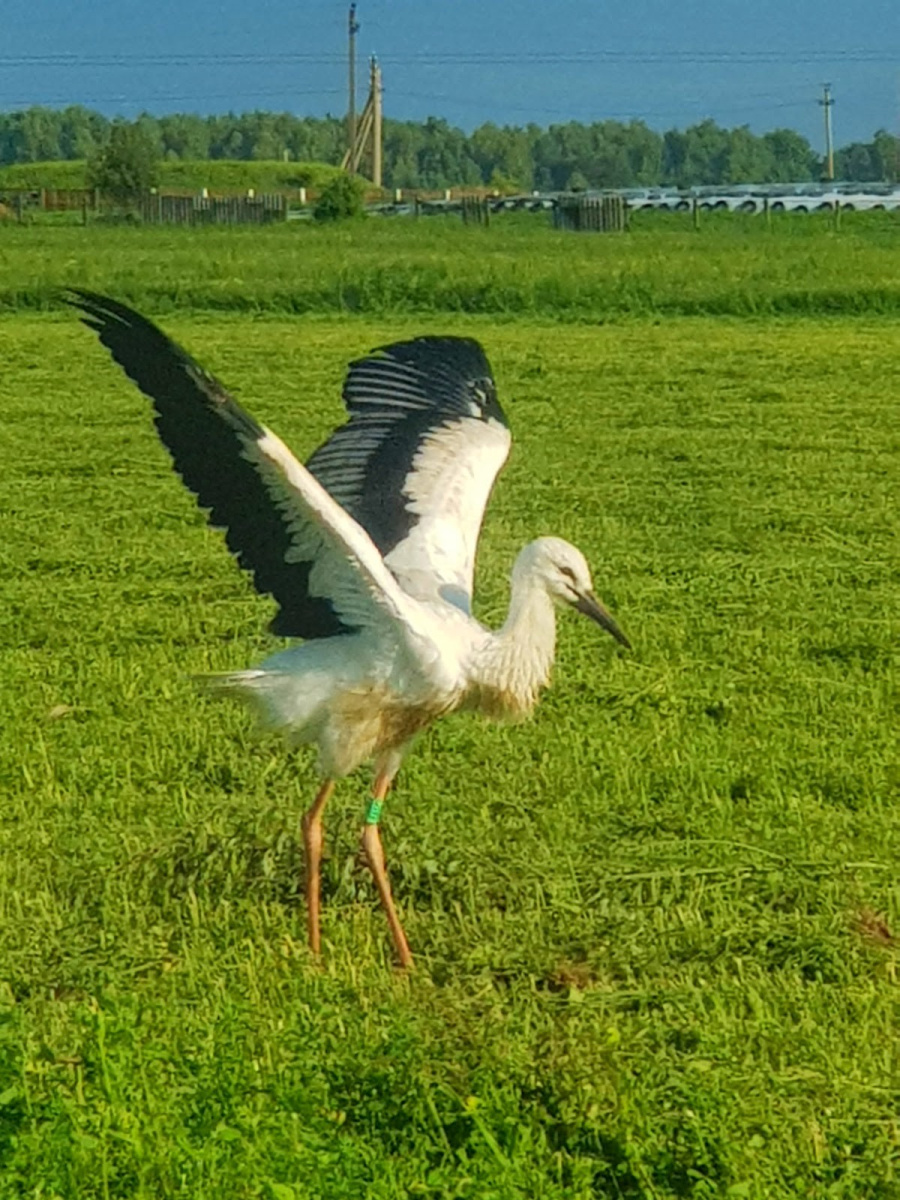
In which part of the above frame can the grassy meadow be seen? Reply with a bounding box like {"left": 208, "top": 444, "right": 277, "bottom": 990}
{"left": 2, "top": 211, "right": 900, "bottom": 318}
{"left": 1, "top": 215, "right": 900, "bottom": 1196}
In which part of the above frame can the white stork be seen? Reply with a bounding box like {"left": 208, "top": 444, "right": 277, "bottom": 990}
{"left": 69, "top": 291, "right": 630, "bottom": 968}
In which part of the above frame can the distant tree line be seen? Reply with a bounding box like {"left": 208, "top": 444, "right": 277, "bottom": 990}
{"left": 1, "top": 105, "right": 898, "bottom": 189}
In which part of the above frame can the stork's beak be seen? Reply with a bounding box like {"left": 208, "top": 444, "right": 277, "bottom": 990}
{"left": 574, "top": 591, "right": 632, "bottom": 650}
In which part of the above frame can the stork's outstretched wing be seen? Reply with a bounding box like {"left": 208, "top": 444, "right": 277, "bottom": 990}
{"left": 308, "top": 336, "right": 511, "bottom": 613}
{"left": 69, "top": 292, "right": 511, "bottom": 634}
{"left": 67, "top": 291, "right": 416, "bottom": 642}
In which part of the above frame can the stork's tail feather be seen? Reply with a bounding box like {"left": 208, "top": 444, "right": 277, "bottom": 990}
{"left": 196, "top": 670, "right": 271, "bottom": 708}
{"left": 198, "top": 670, "right": 312, "bottom": 740}
{"left": 198, "top": 669, "right": 269, "bottom": 693}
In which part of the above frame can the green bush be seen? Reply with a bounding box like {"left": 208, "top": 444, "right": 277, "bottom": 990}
{"left": 313, "top": 172, "right": 365, "bottom": 222}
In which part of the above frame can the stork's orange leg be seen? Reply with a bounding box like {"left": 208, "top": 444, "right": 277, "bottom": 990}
{"left": 302, "top": 779, "right": 335, "bottom": 955}
{"left": 361, "top": 773, "right": 414, "bottom": 969}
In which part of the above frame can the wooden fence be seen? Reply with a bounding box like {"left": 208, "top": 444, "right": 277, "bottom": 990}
{"left": 0, "top": 188, "right": 290, "bottom": 225}
{"left": 1, "top": 186, "right": 627, "bottom": 229}
{"left": 460, "top": 195, "right": 491, "bottom": 226}
{"left": 553, "top": 194, "right": 628, "bottom": 232}
{"left": 137, "top": 193, "right": 287, "bottom": 224}
{"left": 42, "top": 188, "right": 98, "bottom": 211}
{"left": 3, "top": 184, "right": 898, "bottom": 227}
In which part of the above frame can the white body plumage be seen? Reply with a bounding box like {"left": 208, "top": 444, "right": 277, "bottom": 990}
{"left": 213, "top": 535, "right": 602, "bottom": 781}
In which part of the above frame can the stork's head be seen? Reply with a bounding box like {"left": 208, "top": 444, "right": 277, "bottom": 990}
{"left": 519, "top": 536, "right": 631, "bottom": 649}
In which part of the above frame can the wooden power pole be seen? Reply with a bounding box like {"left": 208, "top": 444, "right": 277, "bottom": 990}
{"left": 341, "top": 53, "right": 383, "bottom": 187}
{"left": 819, "top": 83, "right": 835, "bottom": 181}
{"left": 371, "top": 56, "right": 383, "bottom": 187}
{"left": 348, "top": 3, "right": 359, "bottom": 171}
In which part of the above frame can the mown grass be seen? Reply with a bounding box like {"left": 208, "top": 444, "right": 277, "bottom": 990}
{"left": 1, "top": 307, "right": 899, "bottom": 1196}
{"left": 2, "top": 211, "right": 900, "bottom": 318}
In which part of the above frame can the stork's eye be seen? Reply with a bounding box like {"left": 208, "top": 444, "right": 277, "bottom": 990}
{"left": 559, "top": 566, "right": 576, "bottom": 582}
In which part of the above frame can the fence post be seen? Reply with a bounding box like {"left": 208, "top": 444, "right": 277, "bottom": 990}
{"left": 833, "top": 200, "right": 842, "bottom": 232}
{"left": 692, "top": 196, "right": 700, "bottom": 231}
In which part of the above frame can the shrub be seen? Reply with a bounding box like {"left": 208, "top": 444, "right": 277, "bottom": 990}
{"left": 313, "top": 172, "right": 365, "bottom": 222}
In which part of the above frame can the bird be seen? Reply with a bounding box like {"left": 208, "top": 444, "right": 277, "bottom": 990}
{"left": 68, "top": 290, "right": 630, "bottom": 969}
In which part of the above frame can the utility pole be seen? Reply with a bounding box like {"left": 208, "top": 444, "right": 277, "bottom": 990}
{"left": 371, "top": 55, "right": 383, "bottom": 188}
{"left": 340, "top": 29, "right": 383, "bottom": 183}
{"left": 819, "top": 83, "right": 835, "bottom": 181}
{"left": 348, "top": 3, "right": 360, "bottom": 173}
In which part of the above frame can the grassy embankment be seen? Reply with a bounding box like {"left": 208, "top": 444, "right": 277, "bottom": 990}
{"left": 0, "top": 159, "right": 343, "bottom": 193}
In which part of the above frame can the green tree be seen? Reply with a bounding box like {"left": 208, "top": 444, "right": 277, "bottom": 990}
{"left": 835, "top": 131, "right": 900, "bottom": 182}
{"left": 415, "top": 117, "right": 480, "bottom": 187}
{"left": 3, "top": 102, "right": 897, "bottom": 194}
{"left": 0, "top": 107, "right": 63, "bottom": 163}
{"left": 208, "top": 114, "right": 249, "bottom": 160}
{"left": 470, "top": 122, "right": 534, "bottom": 190}
{"left": 158, "top": 113, "right": 210, "bottom": 160}
{"left": 663, "top": 120, "right": 731, "bottom": 186}
{"left": 622, "top": 121, "right": 664, "bottom": 185}
{"left": 58, "top": 105, "right": 106, "bottom": 160}
{"left": 835, "top": 142, "right": 876, "bottom": 181}
{"left": 872, "top": 129, "right": 900, "bottom": 182}
{"left": 534, "top": 122, "right": 589, "bottom": 189}
{"left": 721, "top": 126, "right": 772, "bottom": 183}
{"left": 245, "top": 111, "right": 287, "bottom": 161}
{"left": 87, "top": 120, "right": 160, "bottom": 200}
{"left": 286, "top": 115, "right": 345, "bottom": 165}
{"left": 383, "top": 120, "right": 426, "bottom": 187}
{"left": 762, "top": 129, "right": 817, "bottom": 181}
{"left": 592, "top": 122, "right": 643, "bottom": 188}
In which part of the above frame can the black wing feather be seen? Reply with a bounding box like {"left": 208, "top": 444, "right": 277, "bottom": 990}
{"left": 307, "top": 335, "right": 507, "bottom": 554}
{"left": 66, "top": 290, "right": 348, "bottom": 639}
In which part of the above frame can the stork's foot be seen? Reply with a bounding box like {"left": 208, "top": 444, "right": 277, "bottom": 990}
{"left": 302, "top": 779, "right": 334, "bottom": 955}
{"left": 361, "top": 783, "right": 413, "bottom": 969}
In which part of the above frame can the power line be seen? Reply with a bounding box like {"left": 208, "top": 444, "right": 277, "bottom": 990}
{"left": 0, "top": 90, "right": 834, "bottom": 129}
{"left": 385, "top": 49, "right": 895, "bottom": 66}
{"left": 386, "top": 90, "right": 818, "bottom": 124}
{"left": 0, "top": 88, "right": 344, "bottom": 108}
{"left": 0, "top": 48, "right": 897, "bottom": 68}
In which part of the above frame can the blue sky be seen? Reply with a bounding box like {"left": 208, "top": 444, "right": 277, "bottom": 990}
{"left": 4, "top": 0, "right": 898, "bottom": 148}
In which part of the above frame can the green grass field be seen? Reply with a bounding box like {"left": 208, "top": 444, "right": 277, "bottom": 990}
{"left": 1, "top": 219, "right": 900, "bottom": 1196}
{"left": 2, "top": 212, "right": 900, "bottom": 317}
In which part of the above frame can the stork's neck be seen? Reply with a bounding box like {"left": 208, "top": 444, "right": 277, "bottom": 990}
{"left": 469, "top": 568, "right": 557, "bottom": 719}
